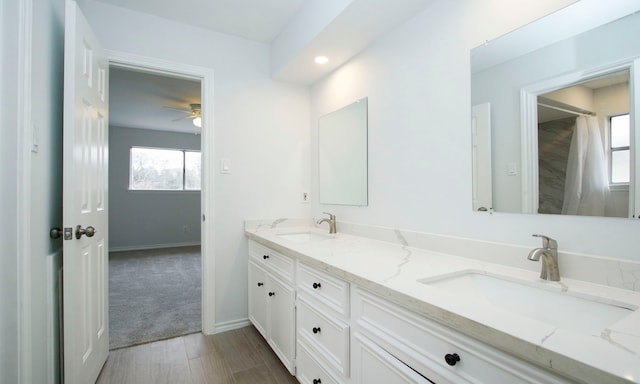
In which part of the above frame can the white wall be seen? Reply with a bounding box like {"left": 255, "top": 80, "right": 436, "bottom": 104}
{"left": 29, "top": 0, "right": 65, "bottom": 381}
{"left": 81, "top": 1, "right": 311, "bottom": 325}
{"left": 109, "top": 126, "right": 202, "bottom": 250}
{"left": 1, "top": 0, "right": 64, "bottom": 382}
{"left": 0, "top": 0, "right": 21, "bottom": 381}
{"left": 310, "top": 0, "right": 640, "bottom": 261}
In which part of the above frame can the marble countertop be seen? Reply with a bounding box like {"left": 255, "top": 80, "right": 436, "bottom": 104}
{"left": 245, "top": 223, "right": 640, "bottom": 384}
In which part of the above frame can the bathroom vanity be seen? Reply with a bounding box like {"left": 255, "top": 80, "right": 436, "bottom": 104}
{"left": 245, "top": 219, "right": 640, "bottom": 384}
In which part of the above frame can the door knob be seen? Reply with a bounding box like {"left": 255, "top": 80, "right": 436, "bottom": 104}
{"left": 50, "top": 227, "right": 62, "bottom": 239}
{"left": 75, "top": 225, "right": 96, "bottom": 239}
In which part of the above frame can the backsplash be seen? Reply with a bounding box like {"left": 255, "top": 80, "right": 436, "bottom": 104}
{"left": 245, "top": 218, "right": 640, "bottom": 292}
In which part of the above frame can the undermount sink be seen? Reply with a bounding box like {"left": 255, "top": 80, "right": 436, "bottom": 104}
{"left": 419, "top": 271, "right": 636, "bottom": 334}
{"left": 276, "top": 231, "right": 333, "bottom": 243}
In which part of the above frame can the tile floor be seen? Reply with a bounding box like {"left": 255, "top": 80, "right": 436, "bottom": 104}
{"left": 96, "top": 326, "right": 299, "bottom": 384}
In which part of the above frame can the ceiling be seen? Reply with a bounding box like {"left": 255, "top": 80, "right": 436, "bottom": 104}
{"left": 100, "top": 0, "right": 433, "bottom": 134}
{"left": 93, "top": 0, "right": 306, "bottom": 43}
{"left": 109, "top": 68, "right": 202, "bottom": 134}
{"left": 538, "top": 69, "right": 630, "bottom": 123}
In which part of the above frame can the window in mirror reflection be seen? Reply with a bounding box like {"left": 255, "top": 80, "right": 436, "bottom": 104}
{"left": 610, "top": 113, "right": 630, "bottom": 184}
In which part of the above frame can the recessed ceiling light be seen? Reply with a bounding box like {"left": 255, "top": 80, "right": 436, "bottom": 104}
{"left": 314, "top": 56, "right": 329, "bottom": 65}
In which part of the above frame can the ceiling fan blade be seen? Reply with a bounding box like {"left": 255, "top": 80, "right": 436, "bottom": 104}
{"left": 163, "top": 106, "right": 192, "bottom": 114}
{"left": 172, "top": 115, "right": 196, "bottom": 122}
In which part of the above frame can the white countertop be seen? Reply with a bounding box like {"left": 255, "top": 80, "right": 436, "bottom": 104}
{"left": 245, "top": 224, "right": 640, "bottom": 384}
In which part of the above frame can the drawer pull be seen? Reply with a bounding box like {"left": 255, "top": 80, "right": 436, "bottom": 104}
{"left": 444, "top": 353, "right": 460, "bottom": 366}
{"left": 312, "top": 282, "right": 322, "bottom": 289}
{"left": 263, "top": 255, "right": 269, "bottom": 260}
{"left": 312, "top": 327, "right": 321, "bottom": 334}
{"left": 257, "top": 282, "right": 264, "bottom": 287}
{"left": 313, "top": 379, "right": 321, "bottom": 384}
{"left": 268, "top": 292, "right": 275, "bottom": 297}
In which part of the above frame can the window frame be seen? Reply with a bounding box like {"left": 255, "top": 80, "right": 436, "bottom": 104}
{"left": 129, "top": 146, "right": 201, "bottom": 192}
{"left": 608, "top": 113, "right": 631, "bottom": 190}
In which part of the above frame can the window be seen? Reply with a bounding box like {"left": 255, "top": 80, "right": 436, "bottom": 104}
{"left": 609, "top": 113, "right": 630, "bottom": 185}
{"left": 130, "top": 147, "right": 201, "bottom": 191}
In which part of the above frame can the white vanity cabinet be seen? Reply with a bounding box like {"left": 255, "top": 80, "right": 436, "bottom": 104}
{"left": 246, "top": 236, "right": 579, "bottom": 383}
{"left": 351, "top": 287, "right": 573, "bottom": 384}
{"left": 247, "top": 241, "right": 296, "bottom": 374}
{"left": 296, "top": 262, "right": 350, "bottom": 384}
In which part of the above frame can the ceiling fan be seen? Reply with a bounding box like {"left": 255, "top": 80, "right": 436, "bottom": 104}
{"left": 164, "top": 103, "right": 202, "bottom": 128}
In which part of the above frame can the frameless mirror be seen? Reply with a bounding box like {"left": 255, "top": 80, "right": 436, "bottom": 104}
{"left": 318, "top": 98, "right": 368, "bottom": 206}
{"left": 471, "top": 2, "right": 640, "bottom": 217}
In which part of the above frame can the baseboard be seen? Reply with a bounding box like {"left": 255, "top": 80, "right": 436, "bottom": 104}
{"left": 46, "top": 249, "right": 62, "bottom": 384}
{"left": 213, "top": 318, "right": 251, "bottom": 334}
{"left": 109, "top": 241, "right": 201, "bottom": 253}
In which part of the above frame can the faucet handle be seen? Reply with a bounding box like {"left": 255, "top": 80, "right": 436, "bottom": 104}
{"left": 532, "top": 234, "right": 557, "bottom": 249}
{"left": 322, "top": 212, "right": 335, "bottom": 220}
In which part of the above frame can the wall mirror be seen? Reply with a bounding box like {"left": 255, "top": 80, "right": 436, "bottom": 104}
{"left": 318, "top": 98, "right": 368, "bottom": 206}
{"left": 471, "top": 1, "right": 640, "bottom": 218}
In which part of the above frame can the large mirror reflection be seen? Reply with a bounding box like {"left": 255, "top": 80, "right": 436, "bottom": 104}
{"left": 471, "top": 2, "right": 640, "bottom": 218}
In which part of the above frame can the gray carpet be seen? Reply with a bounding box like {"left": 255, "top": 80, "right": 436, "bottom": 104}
{"left": 109, "top": 246, "right": 201, "bottom": 349}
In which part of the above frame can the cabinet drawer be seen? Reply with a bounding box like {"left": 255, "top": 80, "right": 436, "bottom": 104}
{"left": 249, "top": 240, "right": 294, "bottom": 283}
{"left": 297, "top": 297, "right": 349, "bottom": 376}
{"left": 297, "top": 339, "right": 342, "bottom": 384}
{"left": 297, "top": 263, "right": 349, "bottom": 316}
{"left": 352, "top": 332, "right": 434, "bottom": 384}
{"left": 352, "top": 288, "right": 571, "bottom": 384}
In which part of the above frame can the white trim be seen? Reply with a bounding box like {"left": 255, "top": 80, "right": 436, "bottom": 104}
{"left": 631, "top": 59, "right": 640, "bottom": 218}
{"left": 46, "top": 250, "right": 62, "bottom": 384}
{"left": 105, "top": 50, "right": 217, "bottom": 335}
{"left": 109, "top": 242, "right": 201, "bottom": 253}
{"left": 17, "top": 0, "right": 33, "bottom": 382}
{"left": 214, "top": 318, "right": 251, "bottom": 334}
{"left": 520, "top": 90, "right": 538, "bottom": 214}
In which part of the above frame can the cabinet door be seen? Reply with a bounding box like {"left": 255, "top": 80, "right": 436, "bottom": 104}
{"left": 248, "top": 261, "right": 268, "bottom": 338}
{"left": 267, "top": 274, "right": 296, "bottom": 374}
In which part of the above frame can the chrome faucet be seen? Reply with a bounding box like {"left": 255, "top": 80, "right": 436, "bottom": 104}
{"left": 317, "top": 212, "right": 336, "bottom": 234}
{"left": 527, "top": 234, "right": 560, "bottom": 281}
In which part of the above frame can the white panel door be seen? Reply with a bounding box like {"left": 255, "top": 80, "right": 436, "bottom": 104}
{"left": 267, "top": 274, "right": 296, "bottom": 374}
{"left": 248, "top": 261, "right": 268, "bottom": 337}
{"left": 62, "top": 1, "right": 109, "bottom": 383}
{"left": 472, "top": 102, "right": 492, "bottom": 212}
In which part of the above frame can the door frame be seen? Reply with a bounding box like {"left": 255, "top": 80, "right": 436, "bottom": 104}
{"left": 107, "top": 50, "right": 216, "bottom": 334}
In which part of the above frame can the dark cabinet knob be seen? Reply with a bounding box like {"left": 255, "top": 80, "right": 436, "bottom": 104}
{"left": 313, "top": 379, "right": 321, "bottom": 384}
{"left": 263, "top": 255, "right": 269, "bottom": 260}
{"left": 444, "top": 353, "right": 460, "bottom": 366}
{"left": 312, "top": 282, "right": 321, "bottom": 289}
{"left": 312, "top": 327, "right": 321, "bottom": 334}
{"left": 257, "top": 282, "right": 264, "bottom": 287}
{"left": 268, "top": 292, "right": 275, "bottom": 297}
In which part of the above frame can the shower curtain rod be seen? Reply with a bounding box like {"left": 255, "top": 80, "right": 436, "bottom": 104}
{"left": 538, "top": 102, "right": 596, "bottom": 117}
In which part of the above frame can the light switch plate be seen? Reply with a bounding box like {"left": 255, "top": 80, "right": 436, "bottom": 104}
{"left": 220, "top": 158, "right": 231, "bottom": 174}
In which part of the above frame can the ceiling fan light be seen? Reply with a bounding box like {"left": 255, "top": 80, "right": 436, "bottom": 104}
{"left": 193, "top": 116, "right": 202, "bottom": 128}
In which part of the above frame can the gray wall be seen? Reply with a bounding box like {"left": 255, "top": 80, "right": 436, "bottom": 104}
{"left": 109, "top": 126, "right": 202, "bottom": 250}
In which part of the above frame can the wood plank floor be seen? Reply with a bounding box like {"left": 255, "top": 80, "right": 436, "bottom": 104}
{"left": 96, "top": 326, "right": 299, "bottom": 384}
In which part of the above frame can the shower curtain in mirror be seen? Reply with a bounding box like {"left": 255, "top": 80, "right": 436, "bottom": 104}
{"left": 562, "top": 116, "right": 608, "bottom": 215}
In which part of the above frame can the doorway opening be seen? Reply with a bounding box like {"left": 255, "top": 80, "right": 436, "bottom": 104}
{"left": 106, "top": 62, "right": 209, "bottom": 349}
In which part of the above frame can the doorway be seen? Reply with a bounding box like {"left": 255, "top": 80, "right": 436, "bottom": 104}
{"left": 106, "top": 54, "right": 216, "bottom": 346}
